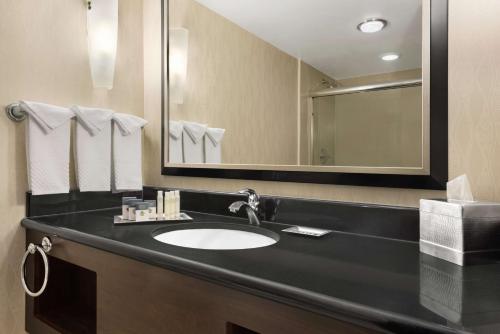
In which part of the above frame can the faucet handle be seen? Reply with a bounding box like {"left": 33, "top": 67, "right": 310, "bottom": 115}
{"left": 238, "top": 188, "right": 259, "bottom": 209}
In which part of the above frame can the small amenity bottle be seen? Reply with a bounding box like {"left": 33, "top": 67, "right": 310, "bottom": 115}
{"left": 174, "top": 191, "right": 180, "bottom": 217}
{"left": 157, "top": 190, "right": 164, "bottom": 219}
{"left": 121, "top": 197, "right": 137, "bottom": 220}
{"left": 146, "top": 200, "right": 157, "bottom": 219}
{"left": 170, "top": 192, "right": 176, "bottom": 218}
{"left": 164, "top": 191, "right": 171, "bottom": 219}
{"left": 134, "top": 203, "right": 149, "bottom": 222}
{"left": 168, "top": 191, "right": 175, "bottom": 218}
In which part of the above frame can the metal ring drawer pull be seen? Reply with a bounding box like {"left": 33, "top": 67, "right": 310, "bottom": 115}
{"left": 21, "top": 237, "right": 52, "bottom": 297}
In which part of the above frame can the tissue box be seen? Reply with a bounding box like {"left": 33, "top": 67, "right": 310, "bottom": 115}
{"left": 420, "top": 199, "right": 500, "bottom": 266}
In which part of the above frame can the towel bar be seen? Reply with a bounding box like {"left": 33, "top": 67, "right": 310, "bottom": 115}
{"left": 5, "top": 103, "right": 26, "bottom": 122}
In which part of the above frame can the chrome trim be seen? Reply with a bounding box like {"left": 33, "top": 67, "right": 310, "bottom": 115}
{"left": 5, "top": 103, "right": 26, "bottom": 122}
{"left": 237, "top": 188, "right": 260, "bottom": 211}
{"left": 310, "top": 78, "right": 422, "bottom": 98}
{"left": 228, "top": 201, "right": 261, "bottom": 226}
{"left": 229, "top": 188, "right": 262, "bottom": 226}
{"left": 21, "top": 237, "right": 52, "bottom": 297}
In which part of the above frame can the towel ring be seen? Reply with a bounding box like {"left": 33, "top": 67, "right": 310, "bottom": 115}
{"left": 20, "top": 237, "right": 52, "bottom": 297}
{"left": 5, "top": 103, "right": 26, "bottom": 122}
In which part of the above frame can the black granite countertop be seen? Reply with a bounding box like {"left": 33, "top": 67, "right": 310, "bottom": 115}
{"left": 22, "top": 208, "right": 500, "bottom": 334}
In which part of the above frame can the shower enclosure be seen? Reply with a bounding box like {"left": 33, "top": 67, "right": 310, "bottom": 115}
{"left": 309, "top": 79, "right": 423, "bottom": 168}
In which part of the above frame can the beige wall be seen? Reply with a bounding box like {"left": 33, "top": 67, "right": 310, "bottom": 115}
{"left": 169, "top": 0, "right": 298, "bottom": 165}
{"left": 448, "top": 0, "right": 500, "bottom": 203}
{"left": 146, "top": 0, "right": 500, "bottom": 208}
{"left": 0, "top": 0, "right": 144, "bottom": 332}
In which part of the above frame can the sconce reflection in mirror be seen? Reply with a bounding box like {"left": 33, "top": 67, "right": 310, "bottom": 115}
{"left": 169, "top": 28, "right": 189, "bottom": 104}
{"left": 87, "top": 0, "right": 118, "bottom": 89}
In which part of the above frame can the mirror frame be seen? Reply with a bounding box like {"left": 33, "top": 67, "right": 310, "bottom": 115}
{"left": 161, "top": 0, "right": 448, "bottom": 190}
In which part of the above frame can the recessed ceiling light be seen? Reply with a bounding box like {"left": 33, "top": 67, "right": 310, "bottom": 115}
{"left": 381, "top": 53, "right": 400, "bottom": 61}
{"left": 357, "top": 18, "right": 387, "bottom": 33}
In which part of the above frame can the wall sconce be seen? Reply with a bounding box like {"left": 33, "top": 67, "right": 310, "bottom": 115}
{"left": 169, "top": 28, "right": 189, "bottom": 104}
{"left": 87, "top": 0, "right": 118, "bottom": 89}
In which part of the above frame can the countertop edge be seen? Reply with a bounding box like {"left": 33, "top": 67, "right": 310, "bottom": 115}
{"left": 21, "top": 218, "right": 467, "bottom": 334}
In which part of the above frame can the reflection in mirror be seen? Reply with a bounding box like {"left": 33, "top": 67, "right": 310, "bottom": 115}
{"left": 166, "top": 0, "right": 426, "bottom": 173}
{"left": 311, "top": 81, "right": 422, "bottom": 167}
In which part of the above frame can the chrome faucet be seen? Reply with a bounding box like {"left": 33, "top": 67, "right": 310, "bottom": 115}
{"left": 228, "top": 189, "right": 261, "bottom": 226}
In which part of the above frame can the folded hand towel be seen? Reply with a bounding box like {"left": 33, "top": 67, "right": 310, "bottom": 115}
{"left": 204, "top": 127, "right": 225, "bottom": 164}
{"left": 112, "top": 113, "right": 147, "bottom": 192}
{"left": 72, "top": 106, "right": 114, "bottom": 192}
{"left": 20, "top": 101, "right": 73, "bottom": 133}
{"left": 169, "top": 121, "right": 184, "bottom": 163}
{"left": 182, "top": 121, "right": 207, "bottom": 163}
{"left": 72, "top": 105, "right": 114, "bottom": 136}
{"left": 21, "top": 101, "right": 74, "bottom": 195}
{"left": 113, "top": 113, "right": 148, "bottom": 136}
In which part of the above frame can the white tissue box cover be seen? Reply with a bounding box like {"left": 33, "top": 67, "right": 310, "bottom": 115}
{"left": 420, "top": 199, "right": 500, "bottom": 266}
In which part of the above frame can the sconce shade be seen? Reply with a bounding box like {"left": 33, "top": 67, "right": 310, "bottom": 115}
{"left": 87, "top": 0, "right": 118, "bottom": 89}
{"left": 169, "top": 28, "right": 189, "bottom": 104}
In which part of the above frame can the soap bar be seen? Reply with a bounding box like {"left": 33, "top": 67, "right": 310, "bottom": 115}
{"left": 134, "top": 203, "right": 149, "bottom": 222}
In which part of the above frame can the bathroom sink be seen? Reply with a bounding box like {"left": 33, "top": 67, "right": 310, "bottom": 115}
{"left": 152, "top": 223, "right": 279, "bottom": 250}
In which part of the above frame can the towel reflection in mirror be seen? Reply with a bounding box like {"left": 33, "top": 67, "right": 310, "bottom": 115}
{"left": 168, "top": 121, "right": 226, "bottom": 164}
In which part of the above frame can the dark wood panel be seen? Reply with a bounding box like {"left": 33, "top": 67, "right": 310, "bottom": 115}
{"left": 26, "top": 231, "right": 379, "bottom": 334}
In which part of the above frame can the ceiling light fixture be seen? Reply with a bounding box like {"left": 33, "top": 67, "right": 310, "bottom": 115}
{"left": 357, "top": 18, "right": 387, "bottom": 33}
{"left": 381, "top": 53, "right": 400, "bottom": 61}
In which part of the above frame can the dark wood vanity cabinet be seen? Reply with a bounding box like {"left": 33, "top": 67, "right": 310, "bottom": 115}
{"left": 25, "top": 230, "right": 377, "bottom": 334}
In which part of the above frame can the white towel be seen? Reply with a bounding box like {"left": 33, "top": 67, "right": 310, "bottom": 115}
{"left": 72, "top": 106, "right": 114, "bottom": 192}
{"left": 204, "top": 128, "right": 225, "bottom": 164}
{"left": 112, "top": 113, "right": 147, "bottom": 192}
{"left": 169, "top": 121, "right": 184, "bottom": 163}
{"left": 112, "top": 113, "right": 148, "bottom": 136}
{"left": 182, "top": 121, "right": 207, "bottom": 163}
{"left": 21, "top": 101, "right": 74, "bottom": 195}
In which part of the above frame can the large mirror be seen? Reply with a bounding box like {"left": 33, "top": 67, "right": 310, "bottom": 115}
{"left": 162, "top": 0, "right": 448, "bottom": 189}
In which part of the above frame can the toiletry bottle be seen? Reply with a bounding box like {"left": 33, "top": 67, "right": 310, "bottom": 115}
{"left": 165, "top": 191, "right": 173, "bottom": 219}
{"left": 169, "top": 192, "right": 175, "bottom": 219}
{"left": 129, "top": 204, "right": 137, "bottom": 221}
{"left": 174, "top": 191, "right": 180, "bottom": 217}
{"left": 122, "top": 197, "right": 137, "bottom": 220}
{"left": 169, "top": 192, "right": 174, "bottom": 219}
{"left": 157, "top": 191, "right": 164, "bottom": 219}
{"left": 146, "top": 200, "right": 157, "bottom": 220}
{"left": 125, "top": 199, "right": 142, "bottom": 221}
{"left": 135, "top": 203, "right": 149, "bottom": 222}
{"left": 163, "top": 191, "right": 170, "bottom": 219}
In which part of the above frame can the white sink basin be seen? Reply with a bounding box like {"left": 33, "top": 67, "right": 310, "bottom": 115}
{"left": 153, "top": 225, "right": 278, "bottom": 250}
